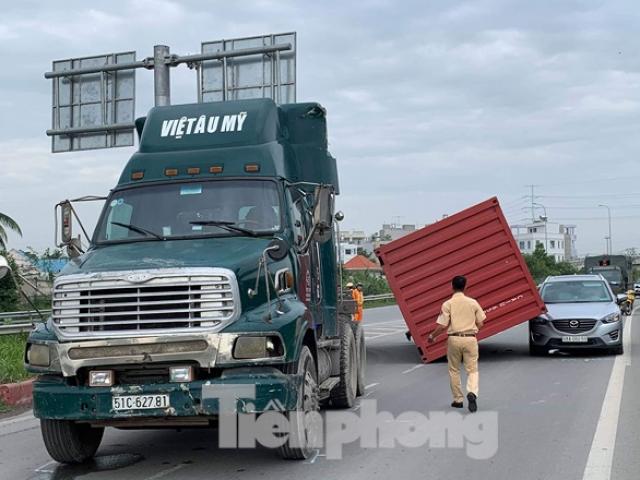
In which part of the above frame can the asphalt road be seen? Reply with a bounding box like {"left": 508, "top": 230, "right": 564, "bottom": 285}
{"left": 0, "top": 305, "right": 637, "bottom": 480}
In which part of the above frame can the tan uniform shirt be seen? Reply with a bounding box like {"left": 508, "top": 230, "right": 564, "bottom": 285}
{"left": 436, "top": 292, "right": 486, "bottom": 334}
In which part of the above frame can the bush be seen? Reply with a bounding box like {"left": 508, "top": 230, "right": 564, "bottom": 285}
{"left": 342, "top": 270, "right": 391, "bottom": 296}
{"left": 523, "top": 244, "right": 579, "bottom": 284}
{"left": 0, "top": 333, "right": 29, "bottom": 384}
{"left": 0, "top": 255, "right": 20, "bottom": 312}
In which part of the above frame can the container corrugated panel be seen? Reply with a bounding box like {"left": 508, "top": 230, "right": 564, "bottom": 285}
{"left": 375, "top": 197, "right": 545, "bottom": 363}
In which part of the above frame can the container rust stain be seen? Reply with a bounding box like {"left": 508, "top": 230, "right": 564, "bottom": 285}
{"left": 375, "top": 197, "right": 545, "bottom": 362}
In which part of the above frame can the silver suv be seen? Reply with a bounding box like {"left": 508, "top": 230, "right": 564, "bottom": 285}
{"left": 529, "top": 275, "right": 624, "bottom": 355}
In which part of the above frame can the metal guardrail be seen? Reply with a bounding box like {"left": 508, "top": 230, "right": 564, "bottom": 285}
{"left": 0, "top": 294, "right": 397, "bottom": 335}
{"left": 0, "top": 310, "right": 50, "bottom": 335}
{"left": 364, "top": 293, "right": 395, "bottom": 301}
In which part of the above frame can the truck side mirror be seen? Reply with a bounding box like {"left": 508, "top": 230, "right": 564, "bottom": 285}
{"left": 60, "top": 200, "right": 73, "bottom": 244}
{"left": 312, "top": 185, "right": 334, "bottom": 244}
{"left": 57, "top": 200, "right": 82, "bottom": 259}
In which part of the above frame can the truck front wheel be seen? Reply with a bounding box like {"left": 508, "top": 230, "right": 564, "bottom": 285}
{"left": 41, "top": 419, "right": 104, "bottom": 464}
{"left": 279, "top": 345, "right": 320, "bottom": 460}
{"left": 354, "top": 324, "right": 366, "bottom": 397}
{"left": 330, "top": 323, "right": 357, "bottom": 408}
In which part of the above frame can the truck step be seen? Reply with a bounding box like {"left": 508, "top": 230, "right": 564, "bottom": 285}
{"left": 318, "top": 377, "right": 340, "bottom": 400}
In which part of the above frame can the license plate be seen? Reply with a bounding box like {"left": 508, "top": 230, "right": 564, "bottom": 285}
{"left": 561, "top": 336, "right": 588, "bottom": 343}
{"left": 112, "top": 394, "right": 170, "bottom": 411}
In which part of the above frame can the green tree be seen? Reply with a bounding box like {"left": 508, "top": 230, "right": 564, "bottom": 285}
{"left": 24, "top": 247, "right": 66, "bottom": 282}
{"left": 342, "top": 270, "right": 390, "bottom": 295}
{"left": 356, "top": 247, "right": 374, "bottom": 260}
{"left": 0, "top": 213, "right": 22, "bottom": 251}
{"left": 0, "top": 256, "right": 20, "bottom": 312}
{"left": 523, "top": 244, "right": 579, "bottom": 284}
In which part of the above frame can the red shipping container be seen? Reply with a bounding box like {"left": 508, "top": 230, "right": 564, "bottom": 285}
{"left": 375, "top": 197, "right": 545, "bottom": 362}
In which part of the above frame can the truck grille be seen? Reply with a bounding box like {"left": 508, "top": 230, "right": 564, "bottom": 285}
{"left": 52, "top": 268, "right": 239, "bottom": 338}
{"left": 552, "top": 319, "right": 597, "bottom": 334}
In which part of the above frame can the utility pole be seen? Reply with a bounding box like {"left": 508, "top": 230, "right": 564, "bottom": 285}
{"left": 526, "top": 185, "right": 539, "bottom": 222}
{"left": 533, "top": 202, "right": 548, "bottom": 254}
{"left": 598, "top": 204, "right": 612, "bottom": 255}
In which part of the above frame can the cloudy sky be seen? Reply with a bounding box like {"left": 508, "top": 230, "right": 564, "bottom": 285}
{"left": 1, "top": 0, "right": 639, "bottom": 255}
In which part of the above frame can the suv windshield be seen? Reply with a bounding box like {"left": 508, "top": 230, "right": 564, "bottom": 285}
{"left": 541, "top": 280, "right": 613, "bottom": 303}
{"left": 95, "top": 180, "right": 281, "bottom": 243}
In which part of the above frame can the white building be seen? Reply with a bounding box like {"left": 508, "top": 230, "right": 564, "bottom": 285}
{"left": 511, "top": 222, "right": 577, "bottom": 262}
{"left": 339, "top": 243, "right": 359, "bottom": 264}
{"left": 339, "top": 230, "right": 368, "bottom": 246}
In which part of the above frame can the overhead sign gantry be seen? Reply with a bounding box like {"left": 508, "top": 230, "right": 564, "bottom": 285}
{"left": 45, "top": 33, "right": 296, "bottom": 153}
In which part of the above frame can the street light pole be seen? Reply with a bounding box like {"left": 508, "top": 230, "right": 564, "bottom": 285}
{"left": 532, "top": 202, "right": 548, "bottom": 254}
{"left": 598, "top": 204, "right": 612, "bottom": 255}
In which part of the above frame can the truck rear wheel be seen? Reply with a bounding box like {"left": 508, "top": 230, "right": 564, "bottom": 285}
{"left": 279, "top": 345, "right": 320, "bottom": 460}
{"left": 354, "top": 324, "right": 366, "bottom": 397}
{"left": 41, "top": 419, "right": 104, "bottom": 464}
{"left": 330, "top": 323, "right": 357, "bottom": 408}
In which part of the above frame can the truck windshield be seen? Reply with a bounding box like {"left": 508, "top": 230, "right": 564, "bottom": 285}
{"left": 591, "top": 269, "right": 622, "bottom": 284}
{"left": 541, "top": 281, "right": 613, "bottom": 303}
{"left": 94, "top": 180, "right": 281, "bottom": 243}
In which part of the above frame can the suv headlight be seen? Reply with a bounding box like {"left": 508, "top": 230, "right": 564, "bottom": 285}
{"left": 601, "top": 312, "right": 621, "bottom": 324}
{"left": 532, "top": 316, "right": 549, "bottom": 325}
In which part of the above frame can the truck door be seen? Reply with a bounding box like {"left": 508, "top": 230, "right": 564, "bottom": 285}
{"left": 290, "top": 189, "right": 324, "bottom": 333}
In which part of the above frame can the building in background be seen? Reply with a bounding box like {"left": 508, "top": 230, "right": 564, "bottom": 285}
{"left": 340, "top": 243, "right": 359, "bottom": 264}
{"left": 339, "top": 230, "right": 368, "bottom": 246}
{"left": 343, "top": 255, "right": 383, "bottom": 275}
{"left": 511, "top": 222, "right": 577, "bottom": 262}
{"left": 371, "top": 223, "right": 418, "bottom": 249}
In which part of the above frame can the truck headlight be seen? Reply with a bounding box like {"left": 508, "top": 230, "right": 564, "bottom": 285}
{"left": 169, "top": 366, "right": 194, "bottom": 383}
{"left": 89, "top": 370, "right": 114, "bottom": 387}
{"left": 26, "top": 344, "right": 50, "bottom": 367}
{"left": 233, "top": 336, "right": 283, "bottom": 360}
{"left": 601, "top": 312, "right": 621, "bottom": 324}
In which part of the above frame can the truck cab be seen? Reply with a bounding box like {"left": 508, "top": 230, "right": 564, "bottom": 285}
{"left": 25, "top": 98, "right": 364, "bottom": 462}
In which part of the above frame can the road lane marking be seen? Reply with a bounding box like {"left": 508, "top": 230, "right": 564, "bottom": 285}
{"left": 145, "top": 464, "right": 186, "bottom": 480}
{"left": 582, "top": 311, "right": 633, "bottom": 480}
{"left": 365, "top": 330, "right": 407, "bottom": 340}
{"left": 304, "top": 449, "right": 326, "bottom": 465}
{"left": 364, "top": 383, "right": 379, "bottom": 390}
{"left": 402, "top": 364, "right": 425, "bottom": 374}
{"left": 34, "top": 460, "right": 56, "bottom": 473}
{"left": 0, "top": 411, "right": 35, "bottom": 427}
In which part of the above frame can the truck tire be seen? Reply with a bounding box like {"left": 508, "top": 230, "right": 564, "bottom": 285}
{"left": 279, "top": 345, "right": 320, "bottom": 460}
{"left": 41, "top": 419, "right": 104, "bottom": 464}
{"left": 354, "top": 324, "right": 366, "bottom": 397}
{"left": 330, "top": 322, "right": 357, "bottom": 408}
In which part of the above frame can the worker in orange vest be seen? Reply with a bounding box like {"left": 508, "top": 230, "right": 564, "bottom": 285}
{"left": 345, "top": 282, "right": 360, "bottom": 322}
{"left": 355, "top": 283, "right": 364, "bottom": 322}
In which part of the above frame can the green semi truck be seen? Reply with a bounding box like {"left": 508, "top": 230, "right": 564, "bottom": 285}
{"left": 24, "top": 98, "right": 365, "bottom": 462}
{"left": 584, "top": 255, "right": 632, "bottom": 295}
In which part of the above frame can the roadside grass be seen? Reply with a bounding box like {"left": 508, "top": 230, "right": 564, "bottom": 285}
{"left": 0, "top": 400, "right": 8, "bottom": 413}
{"left": 364, "top": 298, "right": 397, "bottom": 309}
{"left": 0, "top": 333, "right": 30, "bottom": 384}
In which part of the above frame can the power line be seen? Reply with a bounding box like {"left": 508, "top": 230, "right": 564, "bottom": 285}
{"left": 538, "top": 192, "right": 640, "bottom": 199}
{"left": 523, "top": 205, "right": 640, "bottom": 210}
{"left": 535, "top": 175, "right": 640, "bottom": 187}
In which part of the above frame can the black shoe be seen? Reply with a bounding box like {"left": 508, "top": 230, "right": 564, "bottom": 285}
{"left": 467, "top": 393, "right": 478, "bottom": 413}
{"left": 451, "top": 401, "right": 463, "bottom": 408}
